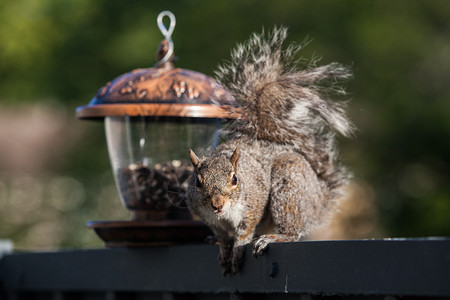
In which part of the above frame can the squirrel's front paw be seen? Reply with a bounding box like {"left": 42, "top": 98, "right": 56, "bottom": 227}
{"left": 253, "top": 234, "right": 300, "bottom": 257}
{"left": 253, "top": 234, "right": 278, "bottom": 256}
{"left": 218, "top": 238, "right": 235, "bottom": 276}
{"left": 218, "top": 251, "right": 232, "bottom": 276}
{"left": 231, "top": 245, "right": 245, "bottom": 275}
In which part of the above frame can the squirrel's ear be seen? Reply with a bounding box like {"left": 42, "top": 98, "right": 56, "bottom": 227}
{"left": 189, "top": 149, "right": 200, "bottom": 168}
{"left": 230, "top": 147, "right": 241, "bottom": 171}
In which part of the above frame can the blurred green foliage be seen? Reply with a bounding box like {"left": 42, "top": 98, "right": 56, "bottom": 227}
{"left": 0, "top": 0, "right": 449, "bottom": 249}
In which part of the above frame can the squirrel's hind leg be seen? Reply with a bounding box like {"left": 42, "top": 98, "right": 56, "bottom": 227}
{"left": 253, "top": 153, "right": 326, "bottom": 256}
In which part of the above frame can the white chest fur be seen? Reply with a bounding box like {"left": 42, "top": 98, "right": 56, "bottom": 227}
{"left": 219, "top": 201, "right": 245, "bottom": 229}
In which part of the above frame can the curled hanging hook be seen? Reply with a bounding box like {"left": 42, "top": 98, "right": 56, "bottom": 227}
{"left": 155, "top": 10, "right": 176, "bottom": 67}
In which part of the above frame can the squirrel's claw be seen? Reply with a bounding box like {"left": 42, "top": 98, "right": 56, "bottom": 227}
{"left": 253, "top": 234, "right": 300, "bottom": 257}
{"left": 221, "top": 266, "right": 232, "bottom": 277}
{"left": 252, "top": 235, "right": 277, "bottom": 257}
{"left": 252, "top": 242, "right": 269, "bottom": 257}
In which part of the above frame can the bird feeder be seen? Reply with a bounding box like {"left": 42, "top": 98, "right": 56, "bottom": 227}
{"left": 76, "top": 11, "right": 240, "bottom": 247}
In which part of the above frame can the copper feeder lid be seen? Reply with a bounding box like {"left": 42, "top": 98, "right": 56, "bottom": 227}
{"left": 76, "top": 11, "right": 240, "bottom": 121}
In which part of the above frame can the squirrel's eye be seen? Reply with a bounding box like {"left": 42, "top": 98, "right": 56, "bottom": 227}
{"left": 195, "top": 175, "right": 202, "bottom": 188}
{"left": 231, "top": 174, "right": 238, "bottom": 186}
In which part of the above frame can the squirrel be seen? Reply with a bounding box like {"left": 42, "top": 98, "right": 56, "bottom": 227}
{"left": 187, "top": 27, "right": 354, "bottom": 275}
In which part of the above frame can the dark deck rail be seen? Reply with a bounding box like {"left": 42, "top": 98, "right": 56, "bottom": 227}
{"left": 1, "top": 238, "right": 450, "bottom": 299}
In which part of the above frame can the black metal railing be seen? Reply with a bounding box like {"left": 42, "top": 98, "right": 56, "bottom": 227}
{"left": 1, "top": 238, "right": 450, "bottom": 299}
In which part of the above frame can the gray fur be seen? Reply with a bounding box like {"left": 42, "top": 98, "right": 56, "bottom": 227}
{"left": 187, "top": 27, "right": 354, "bottom": 275}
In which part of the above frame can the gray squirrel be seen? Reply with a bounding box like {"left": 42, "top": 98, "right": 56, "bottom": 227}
{"left": 187, "top": 27, "right": 354, "bottom": 275}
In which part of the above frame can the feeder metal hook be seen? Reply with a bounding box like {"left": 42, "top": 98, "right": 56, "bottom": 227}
{"left": 155, "top": 10, "right": 176, "bottom": 67}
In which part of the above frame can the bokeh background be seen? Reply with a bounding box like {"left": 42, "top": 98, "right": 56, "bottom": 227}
{"left": 0, "top": 0, "right": 449, "bottom": 250}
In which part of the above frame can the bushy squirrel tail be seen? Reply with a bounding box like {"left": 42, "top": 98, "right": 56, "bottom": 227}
{"left": 215, "top": 27, "right": 355, "bottom": 191}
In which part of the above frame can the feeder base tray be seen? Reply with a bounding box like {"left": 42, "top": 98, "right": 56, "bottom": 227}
{"left": 87, "top": 220, "right": 212, "bottom": 248}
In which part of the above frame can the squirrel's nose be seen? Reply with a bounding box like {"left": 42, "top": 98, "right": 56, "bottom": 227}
{"left": 211, "top": 197, "right": 224, "bottom": 212}
{"left": 211, "top": 202, "right": 223, "bottom": 211}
